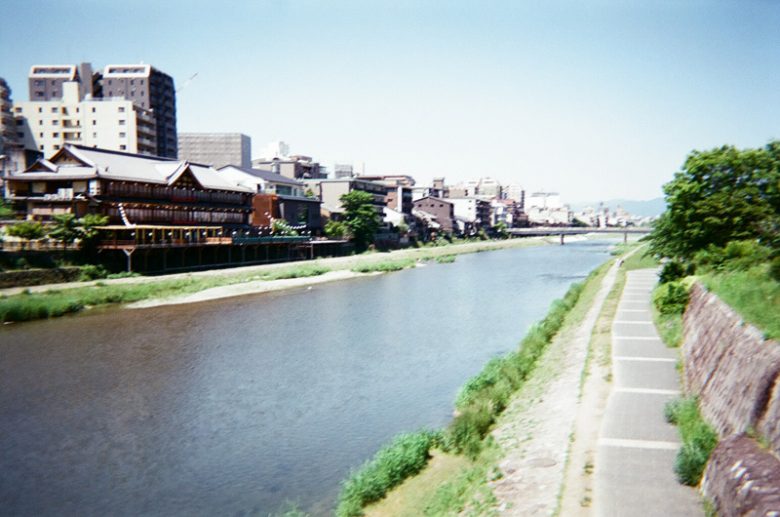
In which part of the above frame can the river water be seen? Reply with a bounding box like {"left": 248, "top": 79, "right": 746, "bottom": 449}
{"left": 0, "top": 240, "right": 616, "bottom": 516}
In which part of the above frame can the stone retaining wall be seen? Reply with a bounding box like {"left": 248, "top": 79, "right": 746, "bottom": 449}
{"left": 682, "top": 282, "right": 780, "bottom": 514}
{"left": 683, "top": 283, "right": 780, "bottom": 447}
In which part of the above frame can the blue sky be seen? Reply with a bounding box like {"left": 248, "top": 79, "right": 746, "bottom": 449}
{"left": 2, "top": 0, "right": 778, "bottom": 202}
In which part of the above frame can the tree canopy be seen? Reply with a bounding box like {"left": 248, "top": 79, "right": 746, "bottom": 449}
{"left": 647, "top": 141, "right": 780, "bottom": 259}
{"left": 340, "top": 190, "right": 380, "bottom": 250}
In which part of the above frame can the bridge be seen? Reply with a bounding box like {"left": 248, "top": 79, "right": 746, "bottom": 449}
{"left": 508, "top": 226, "right": 651, "bottom": 244}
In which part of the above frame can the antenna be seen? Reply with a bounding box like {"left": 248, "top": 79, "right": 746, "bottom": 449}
{"left": 176, "top": 72, "right": 199, "bottom": 93}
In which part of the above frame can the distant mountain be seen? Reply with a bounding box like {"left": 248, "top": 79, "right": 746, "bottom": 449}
{"left": 569, "top": 197, "right": 666, "bottom": 217}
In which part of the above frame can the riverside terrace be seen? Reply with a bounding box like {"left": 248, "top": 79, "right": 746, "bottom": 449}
{"left": 95, "top": 225, "right": 347, "bottom": 273}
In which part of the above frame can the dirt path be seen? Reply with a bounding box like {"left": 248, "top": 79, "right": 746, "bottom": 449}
{"left": 489, "top": 256, "right": 622, "bottom": 515}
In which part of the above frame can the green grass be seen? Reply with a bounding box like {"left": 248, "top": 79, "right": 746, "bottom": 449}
{"left": 700, "top": 264, "right": 780, "bottom": 340}
{"left": 622, "top": 248, "right": 659, "bottom": 270}
{"left": 351, "top": 259, "right": 417, "bottom": 273}
{"left": 0, "top": 264, "right": 331, "bottom": 323}
{"left": 336, "top": 430, "right": 442, "bottom": 517}
{"left": 435, "top": 255, "right": 457, "bottom": 264}
{"left": 664, "top": 397, "right": 719, "bottom": 486}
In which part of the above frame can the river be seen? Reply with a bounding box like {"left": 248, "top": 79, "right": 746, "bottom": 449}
{"left": 0, "top": 240, "right": 616, "bottom": 515}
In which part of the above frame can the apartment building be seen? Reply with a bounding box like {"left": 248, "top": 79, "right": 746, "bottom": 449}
{"left": 303, "top": 178, "right": 387, "bottom": 218}
{"left": 178, "top": 133, "right": 251, "bottom": 168}
{"left": 99, "top": 64, "right": 177, "bottom": 158}
{"left": 28, "top": 63, "right": 96, "bottom": 101}
{"left": 252, "top": 155, "right": 327, "bottom": 180}
{"left": 14, "top": 81, "right": 156, "bottom": 157}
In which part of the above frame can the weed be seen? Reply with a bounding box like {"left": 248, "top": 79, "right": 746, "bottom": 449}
{"left": 664, "top": 397, "right": 718, "bottom": 486}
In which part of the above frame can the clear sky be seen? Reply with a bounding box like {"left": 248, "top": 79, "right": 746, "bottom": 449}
{"left": 2, "top": 0, "right": 778, "bottom": 202}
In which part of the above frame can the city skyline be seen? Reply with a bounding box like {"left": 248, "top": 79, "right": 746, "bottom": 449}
{"left": 2, "top": 0, "right": 778, "bottom": 202}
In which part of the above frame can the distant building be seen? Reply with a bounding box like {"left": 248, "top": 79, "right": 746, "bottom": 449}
{"left": 448, "top": 197, "right": 491, "bottom": 233}
{"left": 413, "top": 196, "right": 456, "bottom": 234}
{"left": 5, "top": 144, "right": 253, "bottom": 226}
{"left": 504, "top": 184, "right": 525, "bottom": 209}
{"left": 99, "top": 64, "right": 177, "bottom": 158}
{"left": 0, "top": 78, "right": 28, "bottom": 185}
{"left": 28, "top": 63, "right": 96, "bottom": 101}
{"left": 526, "top": 191, "right": 571, "bottom": 225}
{"left": 14, "top": 81, "right": 157, "bottom": 157}
{"left": 333, "top": 163, "right": 354, "bottom": 179}
{"left": 252, "top": 155, "right": 327, "bottom": 180}
{"left": 218, "top": 164, "right": 321, "bottom": 231}
{"left": 304, "top": 178, "right": 387, "bottom": 219}
{"left": 178, "top": 133, "right": 251, "bottom": 168}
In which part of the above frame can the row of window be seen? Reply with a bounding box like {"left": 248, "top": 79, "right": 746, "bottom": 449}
{"left": 16, "top": 106, "right": 128, "bottom": 114}
{"left": 105, "top": 183, "right": 247, "bottom": 205}
{"left": 107, "top": 207, "right": 245, "bottom": 224}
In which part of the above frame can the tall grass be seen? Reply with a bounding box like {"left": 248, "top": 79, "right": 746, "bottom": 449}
{"left": 447, "top": 280, "right": 586, "bottom": 457}
{"left": 434, "top": 255, "right": 457, "bottom": 264}
{"left": 336, "top": 430, "right": 442, "bottom": 517}
{"left": 665, "top": 397, "right": 718, "bottom": 486}
{"left": 351, "top": 259, "right": 416, "bottom": 273}
{"left": 701, "top": 265, "right": 780, "bottom": 340}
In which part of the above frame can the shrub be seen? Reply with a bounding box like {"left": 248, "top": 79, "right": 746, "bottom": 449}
{"left": 665, "top": 398, "right": 718, "bottom": 486}
{"left": 336, "top": 430, "right": 441, "bottom": 517}
{"left": 351, "top": 259, "right": 415, "bottom": 273}
{"left": 659, "top": 260, "right": 687, "bottom": 284}
{"left": 325, "top": 220, "right": 349, "bottom": 240}
{"left": 653, "top": 281, "right": 689, "bottom": 315}
{"left": 694, "top": 240, "right": 771, "bottom": 273}
{"left": 78, "top": 264, "right": 109, "bottom": 281}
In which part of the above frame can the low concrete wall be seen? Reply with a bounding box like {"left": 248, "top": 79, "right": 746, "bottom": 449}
{"left": 682, "top": 283, "right": 780, "bottom": 514}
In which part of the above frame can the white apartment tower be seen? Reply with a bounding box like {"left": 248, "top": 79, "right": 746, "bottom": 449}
{"left": 14, "top": 81, "right": 156, "bottom": 158}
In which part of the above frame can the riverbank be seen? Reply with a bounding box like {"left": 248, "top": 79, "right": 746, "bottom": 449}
{"left": 356, "top": 244, "right": 646, "bottom": 516}
{"left": 0, "top": 237, "right": 548, "bottom": 322}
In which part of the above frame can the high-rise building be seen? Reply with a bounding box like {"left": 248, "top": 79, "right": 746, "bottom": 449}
{"left": 99, "top": 64, "right": 177, "bottom": 158}
{"left": 14, "top": 81, "right": 157, "bottom": 157}
{"left": 1, "top": 78, "right": 32, "bottom": 180}
{"left": 178, "top": 133, "right": 251, "bottom": 168}
{"left": 28, "top": 63, "right": 95, "bottom": 101}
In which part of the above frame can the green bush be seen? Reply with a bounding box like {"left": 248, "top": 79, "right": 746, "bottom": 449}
{"left": 659, "top": 260, "right": 687, "bottom": 284}
{"left": 336, "top": 430, "right": 441, "bottom": 517}
{"left": 78, "top": 264, "right": 109, "bottom": 281}
{"left": 693, "top": 240, "right": 771, "bottom": 273}
{"left": 351, "top": 259, "right": 415, "bottom": 273}
{"left": 665, "top": 398, "right": 718, "bottom": 486}
{"left": 653, "top": 281, "right": 689, "bottom": 315}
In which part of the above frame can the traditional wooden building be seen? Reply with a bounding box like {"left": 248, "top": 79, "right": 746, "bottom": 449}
{"left": 5, "top": 144, "right": 254, "bottom": 227}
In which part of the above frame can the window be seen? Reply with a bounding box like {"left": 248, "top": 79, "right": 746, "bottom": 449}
{"left": 92, "top": 132, "right": 97, "bottom": 138}
{"left": 34, "top": 79, "right": 43, "bottom": 86}
{"left": 35, "top": 91, "right": 44, "bottom": 97}
{"left": 118, "top": 106, "right": 125, "bottom": 112}
{"left": 119, "top": 145, "right": 126, "bottom": 150}
{"left": 119, "top": 132, "right": 126, "bottom": 138}
{"left": 17, "top": 132, "right": 23, "bottom": 138}
{"left": 118, "top": 119, "right": 125, "bottom": 125}
{"left": 76, "top": 107, "right": 79, "bottom": 113}
{"left": 52, "top": 132, "right": 59, "bottom": 137}
{"left": 51, "top": 107, "right": 58, "bottom": 113}
{"left": 38, "top": 120, "right": 43, "bottom": 126}
{"left": 38, "top": 107, "right": 42, "bottom": 113}
{"left": 39, "top": 132, "right": 43, "bottom": 137}
{"left": 92, "top": 120, "right": 96, "bottom": 126}
{"left": 91, "top": 107, "right": 96, "bottom": 113}
{"left": 14, "top": 107, "right": 21, "bottom": 113}
{"left": 53, "top": 145, "right": 60, "bottom": 150}
{"left": 39, "top": 145, "right": 44, "bottom": 150}
{"left": 52, "top": 120, "right": 59, "bottom": 126}
{"left": 108, "top": 80, "right": 112, "bottom": 85}
{"left": 15, "top": 119, "right": 22, "bottom": 126}
{"left": 130, "top": 79, "right": 135, "bottom": 85}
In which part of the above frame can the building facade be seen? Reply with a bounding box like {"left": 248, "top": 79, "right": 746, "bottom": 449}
{"left": 413, "top": 196, "right": 456, "bottom": 234}
{"left": 14, "top": 82, "right": 157, "bottom": 158}
{"left": 178, "top": 133, "right": 251, "bottom": 168}
{"left": 252, "top": 155, "right": 327, "bottom": 180}
{"left": 304, "top": 178, "right": 387, "bottom": 219}
{"left": 28, "top": 63, "right": 96, "bottom": 101}
{"left": 99, "top": 64, "right": 177, "bottom": 158}
{"left": 5, "top": 145, "right": 252, "bottom": 227}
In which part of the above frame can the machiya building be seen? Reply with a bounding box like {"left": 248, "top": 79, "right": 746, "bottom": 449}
{"left": 5, "top": 144, "right": 253, "bottom": 227}
{"left": 14, "top": 82, "right": 157, "bottom": 158}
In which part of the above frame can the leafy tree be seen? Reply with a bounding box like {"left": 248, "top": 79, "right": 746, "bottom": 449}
{"left": 340, "top": 190, "right": 380, "bottom": 250}
{"left": 272, "top": 219, "right": 299, "bottom": 236}
{"left": 324, "top": 220, "right": 348, "bottom": 240}
{"left": 78, "top": 213, "right": 109, "bottom": 241}
{"left": 49, "top": 213, "right": 80, "bottom": 248}
{"left": 493, "top": 221, "right": 509, "bottom": 239}
{"left": 0, "top": 200, "right": 14, "bottom": 219}
{"left": 647, "top": 142, "right": 780, "bottom": 259}
{"left": 6, "top": 220, "right": 45, "bottom": 240}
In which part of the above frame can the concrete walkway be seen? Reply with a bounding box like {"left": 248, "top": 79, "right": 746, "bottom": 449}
{"left": 594, "top": 269, "right": 702, "bottom": 516}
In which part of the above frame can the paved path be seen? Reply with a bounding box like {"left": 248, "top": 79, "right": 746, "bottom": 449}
{"left": 594, "top": 269, "right": 702, "bottom": 517}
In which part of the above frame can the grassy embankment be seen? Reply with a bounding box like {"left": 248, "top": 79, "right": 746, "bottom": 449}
{"left": 339, "top": 249, "right": 625, "bottom": 517}
{"left": 0, "top": 263, "right": 331, "bottom": 323}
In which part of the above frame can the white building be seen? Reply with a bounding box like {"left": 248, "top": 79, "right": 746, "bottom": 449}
{"left": 14, "top": 81, "right": 156, "bottom": 158}
{"left": 217, "top": 164, "right": 305, "bottom": 197}
{"left": 526, "top": 191, "right": 571, "bottom": 225}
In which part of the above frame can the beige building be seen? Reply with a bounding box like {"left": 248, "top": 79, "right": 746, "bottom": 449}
{"left": 14, "top": 81, "right": 156, "bottom": 158}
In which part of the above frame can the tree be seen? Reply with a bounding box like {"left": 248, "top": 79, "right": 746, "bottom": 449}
{"left": 646, "top": 142, "right": 780, "bottom": 259}
{"left": 340, "top": 190, "right": 380, "bottom": 251}
{"left": 324, "top": 220, "right": 348, "bottom": 240}
{"left": 49, "top": 213, "right": 80, "bottom": 248}
{"left": 6, "top": 220, "right": 45, "bottom": 240}
{"left": 78, "top": 213, "right": 109, "bottom": 241}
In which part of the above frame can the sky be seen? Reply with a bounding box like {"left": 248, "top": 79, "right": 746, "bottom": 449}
{"left": 1, "top": 0, "right": 779, "bottom": 203}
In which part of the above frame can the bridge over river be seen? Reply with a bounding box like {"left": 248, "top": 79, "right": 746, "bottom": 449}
{"left": 509, "top": 226, "right": 651, "bottom": 244}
